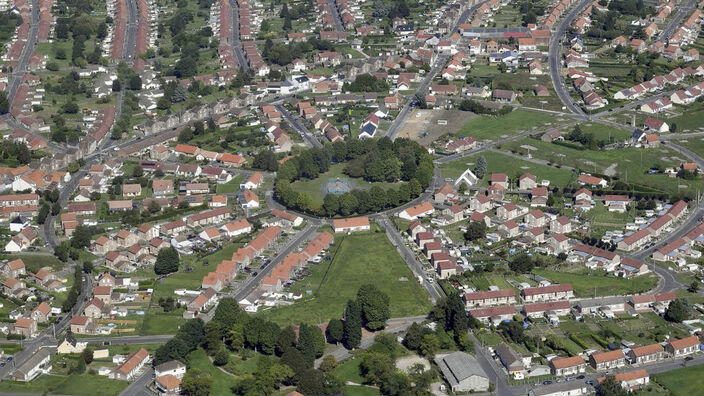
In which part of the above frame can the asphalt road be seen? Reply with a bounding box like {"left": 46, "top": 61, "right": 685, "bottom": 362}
{"left": 325, "top": 0, "right": 346, "bottom": 32}
{"left": 119, "top": 367, "right": 154, "bottom": 396}
{"left": 5, "top": 0, "right": 39, "bottom": 104}
{"left": 658, "top": 0, "right": 698, "bottom": 42}
{"left": 275, "top": 104, "right": 323, "bottom": 148}
{"left": 548, "top": 0, "right": 592, "bottom": 116}
{"left": 228, "top": 0, "right": 249, "bottom": 70}
{"left": 124, "top": 0, "right": 138, "bottom": 66}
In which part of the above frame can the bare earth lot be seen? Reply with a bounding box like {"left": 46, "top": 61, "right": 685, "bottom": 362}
{"left": 399, "top": 109, "right": 476, "bottom": 146}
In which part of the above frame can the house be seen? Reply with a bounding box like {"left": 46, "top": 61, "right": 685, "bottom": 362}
{"left": 549, "top": 356, "right": 587, "bottom": 376}
{"left": 109, "top": 348, "right": 150, "bottom": 380}
{"left": 221, "top": 219, "right": 252, "bottom": 237}
{"left": 333, "top": 217, "right": 370, "bottom": 233}
{"left": 604, "top": 195, "right": 630, "bottom": 213}
{"left": 156, "top": 374, "right": 181, "bottom": 395}
{"left": 463, "top": 289, "right": 516, "bottom": 308}
{"left": 598, "top": 370, "right": 650, "bottom": 392}
{"left": 527, "top": 382, "right": 589, "bottom": 396}
{"left": 627, "top": 344, "right": 664, "bottom": 365}
{"left": 577, "top": 174, "right": 607, "bottom": 188}
{"left": 152, "top": 179, "right": 174, "bottom": 197}
{"left": 12, "top": 348, "right": 51, "bottom": 381}
{"left": 531, "top": 187, "right": 549, "bottom": 207}
{"left": 496, "top": 343, "right": 528, "bottom": 378}
{"left": 454, "top": 169, "right": 479, "bottom": 188}
{"left": 550, "top": 216, "right": 571, "bottom": 234}
{"left": 470, "top": 195, "right": 492, "bottom": 213}
{"left": 643, "top": 117, "right": 669, "bottom": 133}
{"left": 122, "top": 184, "right": 142, "bottom": 198}
{"left": 468, "top": 305, "right": 516, "bottom": 325}
{"left": 519, "top": 174, "right": 537, "bottom": 190}
{"left": 70, "top": 315, "right": 92, "bottom": 334}
{"left": 490, "top": 173, "right": 509, "bottom": 188}
{"left": 434, "top": 184, "right": 458, "bottom": 203}
{"left": 589, "top": 350, "right": 626, "bottom": 370}
{"left": 525, "top": 210, "right": 547, "bottom": 228}
{"left": 240, "top": 190, "right": 260, "bottom": 209}
{"left": 30, "top": 302, "right": 51, "bottom": 323}
{"left": 240, "top": 172, "right": 263, "bottom": 190}
{"left": 522, "top": 301, "right": 571, "bottom": 319}
{"left": 398, "top": 202, "right": 435, "bottom": 220}
{"left": 13, "top": 317, "right": 37, "bottom": 338}
{"left": 521, "top": 284, "right": 574, "bottom": 302}
{"left": 434, "top": 352, "right": 490, "bottom": 393}
{"left": 57, "top": 332, "right": 87, "bottom": 354}
{"left": 665, "top": 336, "right": 700, "bottom": 357}
{"left": 154, "top": 360, "right": 187, "bottom": 379}
{"left": 1, "top": 259, "right": 26, "bottom": 278}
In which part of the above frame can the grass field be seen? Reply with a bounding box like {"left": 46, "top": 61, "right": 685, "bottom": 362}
{"left": 454, "top": 110, "right": 569, "bottom": 141}
{"left": 654, "top": 363, "right": 704, "bottom": 395}
{"left": 259, "top": 230, "right": 433, "bottom": 326}
{"left": 501, "top": 137, "right": 704, "bottom": 195}
{"left": 439, "top": 151, "right": 577, "bottom": 187}
{"left": 291, "top": 163, "right": 403, "bottom": 207}
{"left": 0, "top": 374, "right": 128, "bottom": 395}
{"left": 533, "top": 269, "right": 659, "bottom": 297}
{"left": 215, "top": 176, "right": 244, "bottom": 194}
{"left": 0, "top": 254, "right": 64, "bottom": 273}
{"left": 187, "top": 348, "right": 237, "bottom": 395}
{"left": 664, "top": 102, "right": 704, "bottom": 133}
{"left": 333, "top": 359, "right": 366, "bottom": 384}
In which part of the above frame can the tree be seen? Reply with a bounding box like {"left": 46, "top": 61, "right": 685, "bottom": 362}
{"left": 155, "top": 247, "right": 180, "bottom": 274}
{"left": 280, "top": 347, "right": 308, "bottom": 377}
{"left": 81, "top": 347, "right": 94, "bottom": 364}
{"left": 63, "top": 101, "right": 79, "bottom": 114}
{"left": 0, "top": 91, "right": 9, "bottom": 114}
{"left": 597, "top": 375, "right": 629, "bottom": 396}
{"left": 181, "top": 369, "right": 213, "bottom": 396}
{"left": 464, "top": 221, "right": 486, "bottom": 242}
{"left": 297, "top": 324, "right": 317, "bottom": 368}
{"left": 71, "top": 225, "right": 93, "bottom": 249}
{"left": 128, "top": 75, "right": 142, "bottom": 90}
{"left": 213, "top": 348, "right": 229, "bottom": 366}
{"left": 276, "top": 325, "right": 297, "bottom": 356}
{"left": 356, "top": 284, "right": 391, "bottom": 331}
{"left": 443, "top": 292, "right": 468, "bottom": 336}
{"left": 474, "top": 155, "right": 487, "bottom": 179}
{"left": 689, "top": 281, "right": 699, "bottom": 293}
{"left": 326, "top": 319, "right": 343, "bottom": 344}
{"left": 296, "top": 369, "right": 327, "bottom": 395}
{"left": 112, "top": 79, "right": 122, "bottom": 92}
{"left": 343, "top": 300, "right": 362, "bottom": 349}
{"left": 665, "top": 297, "right": 692, "bottom": 323}
{"left": 319, "top": 355, "right": 337, "bottom": 372}
{"left": 497, "top": 320, "right": 526, "bottom": 344}
{"left": 37, "top": 204, "right": 49, "bottom": 224}
{"left": 509, "top": 253, "right": 534, "bottom": 273}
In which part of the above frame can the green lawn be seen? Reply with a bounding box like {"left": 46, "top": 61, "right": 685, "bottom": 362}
{"left": 664, "top": 102, "right": 704, "bottom": 133}
{"left": 291, "top": 163, "right": 403, "bottom": 207}
{"left": 216, "top": 175, "right": 244, "bottom": 193}
{"left": 654, "top": 363, "right": 704, "bottom": 395}
{"left": 333, "top": 359, "right": 366, "bottom": 384}
{"left": 259, "top": 230, "right": 433, "bottom": 326}
{"left": 501, "top": 137, "right": 704, "bottom": 196}
{"left": 345, "top": 385, "right": 381, "bottom": 395}
{"left": 187, "top": 348, "right": 237, "bottom": 395}
{"left": 455, "top": 110, "right": 568, "bottom": 141}
{"left": 533, "top": 269, "right": 659, "bottom": 297}
{"left": 0, "top": 374, "right": 128, "bottom": 395}
{"left": 439, "top": 151, "right": 576, "bottom": 187}
{"left": 0, "top": 254, "right": 64, "bottom": 273}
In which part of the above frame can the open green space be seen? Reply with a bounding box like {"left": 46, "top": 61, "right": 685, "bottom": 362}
{"left": 215, "top": 175, "right": 244, "bottom": 194}
{"left": 439, "top": 151, "right": 576, "bottom": 187}
{"left": 533, "top": 269, "right": 658, "bottom": 297}
{"left": 333, "top": 358, "right": 366, "bottom": 384}
{"left": 501, "top": 137, "right": 704, "bottom": 196}
{"left": 291, "top": 163, "right": 403, "bottom": 207}
{"left": 0, "top": 374, "right": 128, "bottom": 396}
{"left": 654, "top": 363, "right": 704, "bottom": 395}
{"left": 0, "top": 254, "right": 64, "bottom": 273}
{"left": 187, "top": 348, "right": 237, "bottom": 395}
{"left": 663, "top": 102, "right": 704, "bottom": 133}
{"left": 454, "top": 110, "right": 568, "bottom": 141}
{"left": 259, "top": 230, "right": 432, "bottom": 326}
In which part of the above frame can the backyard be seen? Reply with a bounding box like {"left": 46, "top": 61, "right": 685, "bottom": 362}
{"left": 259, "top": 230, "right": 433, "bottom": 326}
{"left": 533, "top": 268, "right": 659, "bottom": 297}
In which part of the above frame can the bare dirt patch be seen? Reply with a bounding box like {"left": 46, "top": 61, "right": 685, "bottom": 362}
{"left": 399, "top": 109, "right": 476, "bottom": 146}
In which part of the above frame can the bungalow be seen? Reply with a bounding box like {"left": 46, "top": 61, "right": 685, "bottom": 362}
{"left": 109, "top": 348, "right": 150, "bottom": 381}
{"left": 333, "top": 217, "right": 370, "bottom": 233}
{"left": 522, "top": 301, "right": 571, "bottom": 319}
{"left": 549, "top": 356, "right": 586, "bottom": 376}
{"left": 589, "top": 350, "right": 626, "bottom": 371}
{"left": 240, "top": 190, "right": 260, "bottom": 209}
{"left": 577, "top": 174, "right": 607, "bottom": 188}
{"left": 398, "top": 202, "right": 435, "bottom": 220}
{"left": 221, "top": 219, "right": 252, "bottom": 237}
{"left": 598, "top": 370, "right": 650, "bottom": 392}
{"left": 468, "top": 305, "right": 516, "bottom": 325}
{"left": 665, "top": 336, "right": 700, "bottom": 357}
{"left": 521, "top": 284, "right": 574, "bottom": 303}
{"left": 463, "top": 289, "right": 516, "bottom": 308}
{"left": 240, "top": 172, "right": 263, "bottom": 190}
{"left": 627, "top": 344, "right": 664, "bottom": 365}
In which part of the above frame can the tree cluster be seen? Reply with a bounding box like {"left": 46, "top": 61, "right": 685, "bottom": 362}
{"left": 61, "top": 267, "right": 83, "bottom": 312}
{"left": 458, "top": 99, "right": 514, "bottom": 116}
{"left": 272, "top": 138, "right": 433, "bottom": 216}
{"left": 155, "top": 247, "right": 180, "bottom": 275}
{"left": 344, "top": 74, "right": 390, "bottom": 93}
